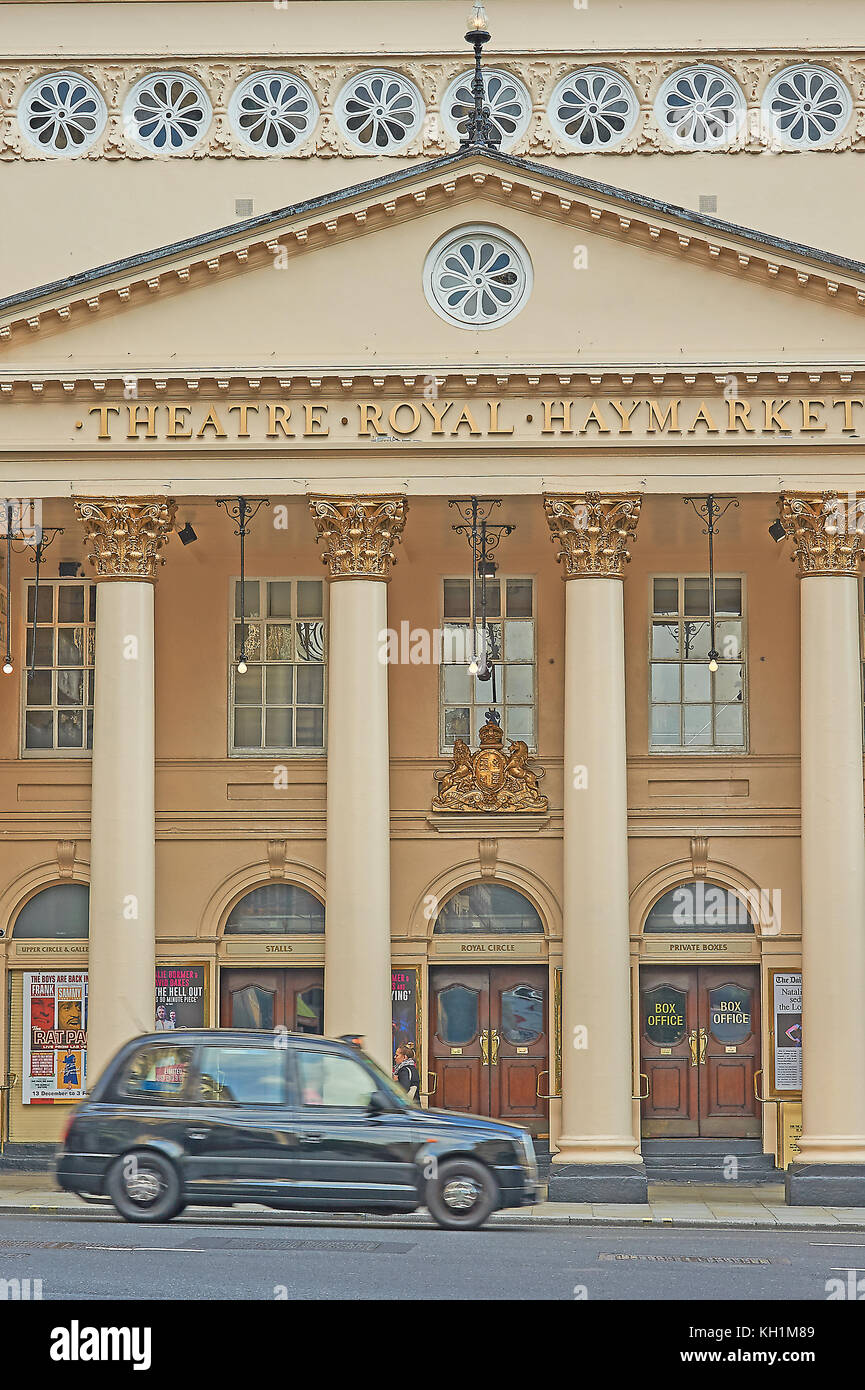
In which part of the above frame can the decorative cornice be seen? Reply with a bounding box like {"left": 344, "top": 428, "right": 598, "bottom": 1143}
{"left": 544, "top": 491, "right": 642, "bottom": 578}
{"left": 308, "top": 494, "right": 406, "bottom": 579}
{"left": 778, "top": 490, "right": 865, "bottom": 576}
{"left": 73, "top": 495, "right": 177, "bottom": 580}
{"left": 3, "top": 52, "right": 865, "bottom": 161}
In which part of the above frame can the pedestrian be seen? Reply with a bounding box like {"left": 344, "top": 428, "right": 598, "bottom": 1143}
{"left": 394, "top": 1043, "right": 421, "bottom": 1102}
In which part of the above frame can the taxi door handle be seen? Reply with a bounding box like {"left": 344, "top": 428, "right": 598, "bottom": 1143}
{"left": 299, "top": 1132, "right": 325, "bottom": 1145}
{"left": 185, "top": 1128, "right": 209, "bottom": 1142}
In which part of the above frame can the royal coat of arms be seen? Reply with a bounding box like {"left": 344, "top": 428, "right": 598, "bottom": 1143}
{"left": 432, "top": 714, "right": 548, "bottom": 813}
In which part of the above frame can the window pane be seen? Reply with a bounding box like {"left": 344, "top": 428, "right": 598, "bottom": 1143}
{"left": 442, "top": 623, "right": 469, "bottom": 664}
{"left": 57, "top": 628, "right": 84, "bottom": 666}
{"left": 296, "top": 707, "right": 324, "bottom": 747}
{"left": 652, "top": 622, "right": 679, "bottom": 658}
{"left": 684, "top": 578, "right": 710, "bottom": 615}
{"left": 474, "top": 706, "right": 501, "bottom": 742}
{"left": 501, "top": 985, "right": 544, "bottom": 1045}
{"left": 443, "top": 579, "right": 471, "bottom": 620}
{"left": 652, "top": 578, "right": 679, "bottom": 614}
{"left": 26, "top": 669, "right": 51, "bottom": 705}
{"left": 475, "top": 579, "right": 501, "bottom": 618}
{"left": 121, "top": 1046, "right": 192, "bottom": 1099}
{"left": 650, "top": 705, "right": 680, "bottom": 746}
{"left": 228, "top": 984, "right": 275, "bottom": 1028}
{"left": 506, "top": 579, "right": 533, "bottom": 617}
{"left": 473, "top": 664, "right": 502, "bottom": 701}
{"left": 56, "top": 669, "right": 84, "bottom": 706}
{"left": 27, "top": 584, "right": 54, "bottom": 623}
{"left": 25, "top": 709, "right": 53, "bottom": 748}
{"left": 683, "top": 705, "right": 713, "bottom": 745}
{"left": 234, "top": 579, "right": 260, "bottom": 618}
{"left": 715, "top": 577, "right": 742, "bottom": 616}
{"left": 265, "top": 707, "right": 293, "bottom": 746}
{"left": 682, "top": 620, "right": 710, "bottom": 660}
{"left": 234, "top": 623, "right": 261, "bottom": 661}
{"left": 505, "top": 665, "right": 533, "bottom": 703}
{"left": 296, "top": 1051, "right": 377, "bottom": 1108}
{"left": 266, "top": 666, "right": 293, "bottom": 704}
{"left": 234, "top": 706, "right": 261, "bottom": 747}
{"left": 443, "top": 664, "right": 470, "bottom": 703}
{"left": 296, "top": 580, "right": 323, "bottom": 619}
{"left": 265, "top": 624, "right": 293, "bottom": 661}
{"left": 714, "top": 663, "right": 743, "bottom": 703}
{"left": 716, "top": 619, "right": 742, "bottom": 661}
{"left": 27, "top": 627, "right": 54, "bottom": 666}
{"left": 296, "top": 621, "right": 325, "bottom": 662}
{"left": 234, "top": 667, "right": 262, "bottom": 705}
{"left": 715, "top": 703, "right": 744, "bottom": 745}
{"left": 437, "top": 985, "right": 479, "bottom": 1045}
{"left": 503, "top": 620, "right": 533, "bottom": 661}
{"left": 296, "top": 665, "right": 324, "bottom": 705}
{"left": 57, "top": 709, "right": 83, "bottom": 748}
{"left": 267, "top": 581, "right": 292, "bottom": 618}
{"left": 507, "top": 706, "right": 534, "bottom": 742}
{"left": 57, "top": 586, "right": 84, "bottom": 624}
{"left": 444, "top": 707, "right": 470, "bottom": 744}
{"left": 651, "top": 664, "right": 680, "bottom": 702}
{"left": 88, "top": 584, "right": 97, "bottom": 621}
{"left": 197, "top": 1047, "right": 285, "bottom": 1104}
{"left": 683, "top": 665, "right": 711, "bottom": 703}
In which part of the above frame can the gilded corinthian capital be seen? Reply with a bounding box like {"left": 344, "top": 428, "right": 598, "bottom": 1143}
{"left": 308, "top": 495, "right": 407, "bottom": 579}
{"left": 73, "top": 497, "right": 176, "bottom": 580}
{"left": 543, "top": 492, "right": 642, "bottom": 578}
{"left": 778, "top": 491, "right": 865, "bottom": 577}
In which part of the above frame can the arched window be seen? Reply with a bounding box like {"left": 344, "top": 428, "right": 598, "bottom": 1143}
{"left": 13, "top": 884, "right": 89, "bottom": 938}
{"left": 434, "top": 883, "right": 543, "bottom": 935}
{"left": 224, "top": 883, "right": 324, "bottom": 935}
{"left": 644, "top": 881, "right": 755, "bottom": 934}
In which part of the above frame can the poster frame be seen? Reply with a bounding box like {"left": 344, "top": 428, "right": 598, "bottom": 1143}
{"left": 154, "top": 961, "right": 210, "bottom": 1032}
{"left": 768, "top": 967, "right": 802, "bottom": 1101}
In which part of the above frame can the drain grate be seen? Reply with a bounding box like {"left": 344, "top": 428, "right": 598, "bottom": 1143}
{"left": 599, "top": 1252, "right": 773, "bottom": 1264}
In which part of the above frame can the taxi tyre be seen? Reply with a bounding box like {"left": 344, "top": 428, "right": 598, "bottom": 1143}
{"left": 106, "top": 1150, "right": 186, "bottom": 1224}
{"left": 425, "top": 1156, "right": 498, "bottom": 1230}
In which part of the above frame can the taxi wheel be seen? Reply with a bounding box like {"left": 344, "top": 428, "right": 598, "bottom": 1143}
{"left": 106, "top": 1151, "right": 185, "bottom": 1223}
{"left": 425, "top": 1157, "right": 498, "bottom": 1230}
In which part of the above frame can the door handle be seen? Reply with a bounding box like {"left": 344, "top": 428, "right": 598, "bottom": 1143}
{"left": 536, "top": 1069, "right": 561, "bottom": 1100}
{"left": 185, "top": 1128, "right": 209, "bottom": 1142}
{"left": 688, "top": 1030, "right": 698, "bottom": 1066}
{"left": 633, "top": 1073, "right": 650, "bottom": 1100}
{"left": 299, "top": 1133, "right": 325, "bottom": 1145}
{"left": 422, "top": 1071, "right": 437, "bottom": 1097}
{"left": 490, "top": 1029, "right": 500, "bottom": 1066}
{"left": 698, "top": 1027, "right": 708, "bottom": 1066}
{"left": 480, "top": 1029, "right": 490, "bottom": 1066}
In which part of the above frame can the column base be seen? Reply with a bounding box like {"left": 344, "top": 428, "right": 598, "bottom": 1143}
{"left": 547, "top": 1162, "right": 648, "bottom": 1204}
{"left": 786, "top": 1163, "right": 865, "bottom": 1207}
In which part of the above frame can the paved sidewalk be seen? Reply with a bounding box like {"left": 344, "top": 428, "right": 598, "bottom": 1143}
{"left": 3, "top": 1173, "right": 865, "bottom": 1229}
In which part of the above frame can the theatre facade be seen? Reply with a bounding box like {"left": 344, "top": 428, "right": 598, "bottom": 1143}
{"left": 1, "top": 6, "right": 865, "bottom": 1205}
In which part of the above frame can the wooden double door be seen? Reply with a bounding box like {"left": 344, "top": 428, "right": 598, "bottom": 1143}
{"left": 640, "top": 965, "right": 761, "bottom": 1138}
{"left": 220, "top": 968, "right": 324, "bottom": 1034}
{"left": 428, "top": 965, "right": 548, "bottom": 1136}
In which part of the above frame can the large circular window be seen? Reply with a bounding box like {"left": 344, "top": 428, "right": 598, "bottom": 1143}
{"left": 335, "top": 69, "right": 424, "bottom": 151}
{"left": 224, "top": 883, "right": 324, "bottom": 934}
{"left": 19, "top": 71, "right": 107, "bottom": 156}
{"left": 13, "top": 884, "right": 89, "bottom": 938}
{"left": 123, "top": 71, "right": 212, "bottom": 153}
{"left": 549, "top": 68, "right": 639, "bottom": 149}
{"left": 442, "top": 68, "right": 532, "bottom": 150}
{"left": 655, "top": 65, "right": 745, "bottom": 148}
{"left": 424, "top": 225, "right": 532, "bottom": 330}
{"left": 762, "top": 64, "right": 851, "bottom": 148}
{"left": 229, "top": 71, "right": 318, "bottom": 152}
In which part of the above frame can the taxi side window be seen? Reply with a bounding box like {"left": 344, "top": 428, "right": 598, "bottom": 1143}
{"left": 120, "top": 1046, "right": 193, "bottom": 1100}
{"left": 194, "top": 1047, "right": 286, "bottom": 1104}
{"left": 295, "top": 1050, "right": 378, "bottom": 1108}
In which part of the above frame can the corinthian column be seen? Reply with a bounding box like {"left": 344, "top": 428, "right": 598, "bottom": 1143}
{"left": 309, "top": 496, "right": 406, "bottom": 1069}
{"left": 543, "top": 493, "right": 647, "bottom": 1202}
{"left": 779, "top": 492, "right": 865, "bottom": 1206}
{"left": 73, "top": 497, "right": 175, "bottom": 1082}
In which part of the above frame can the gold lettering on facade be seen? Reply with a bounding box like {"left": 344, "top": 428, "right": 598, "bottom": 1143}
{"left": 688, "top": 401, "right": 719, "bottom": 433}
{"left": 89, "top": 405, "right": 121, "bottom": 439}
{"left": 764, "top": 398, "right": 792, "bottom": 431}
{"left": 645, "top": 398, "right": 681, "bottom": 433}
{"left": 166, "top": 404, "right": 192, "bottom": 438}
{"left": 388, "top": 401, "right": 422, "bottom": 434}
{"left": 727, "top": 398, "right": 753, "bottom": 431}
{"left": 266, "top": 403, "right": 293, "bottom": 437}
{"left": 126, "top": 404, "right": 157, "bottom": 438}
{"left": 228, "top": 403, "right": 260, "bottom": 437}
{"left": 196, "top": 407, "right": 226, "bottom": 438}
{"left": 304, "top": 402, "right": 329, "bottom": 436}
{"left": 542, "top": 400, "right": 572, "bottom": 434}
{"left": 800, "top": 397, "right": 827, "bottom": 432}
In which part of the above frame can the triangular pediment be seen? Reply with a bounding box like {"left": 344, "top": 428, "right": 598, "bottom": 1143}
{"left": 2, "top": 148, "right": 865, "bottom": 380}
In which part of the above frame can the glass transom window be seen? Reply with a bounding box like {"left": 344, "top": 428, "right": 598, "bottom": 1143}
{"left": 224, "top": 883, "right": 325, "bottom": 935}
{"left": 23, "top": 580, "right": 95, "bottom": 754}
{"left": 434, "top": 883, "right": 544, "bottom": 935}
{"left": 230, "top": 578, "right": 326, "bottom": 753}
{"left": 424, "top": 225, "right": 532, "bottom": 330}
{"left": 649, "top": 576, "right": 746, "bottom": 751}
{"left": 440, "top": 577, "right": 535, "bottom": 753}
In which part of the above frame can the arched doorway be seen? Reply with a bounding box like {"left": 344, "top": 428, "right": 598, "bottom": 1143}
{"left": 639, "top": 880, "right": 761, "bottom": 1139}
{"left": 428, "top": 883, "right": 548, "bottom": 1135}
{"left": 219, "top": 883, "right": 325, "bottom": 1034}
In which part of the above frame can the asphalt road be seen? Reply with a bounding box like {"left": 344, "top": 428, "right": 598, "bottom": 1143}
{"left": 2, "top": 1211, "right": 865, "bottom": 1301}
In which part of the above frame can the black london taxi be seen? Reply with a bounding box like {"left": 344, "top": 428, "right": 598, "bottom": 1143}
{"left": 56, "top": 1030, "right": 539, "bottom": 1230}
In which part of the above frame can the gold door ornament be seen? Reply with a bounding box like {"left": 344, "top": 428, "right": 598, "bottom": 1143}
{"left": 432, "top": 717, "right": 547, "bottom": 813}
